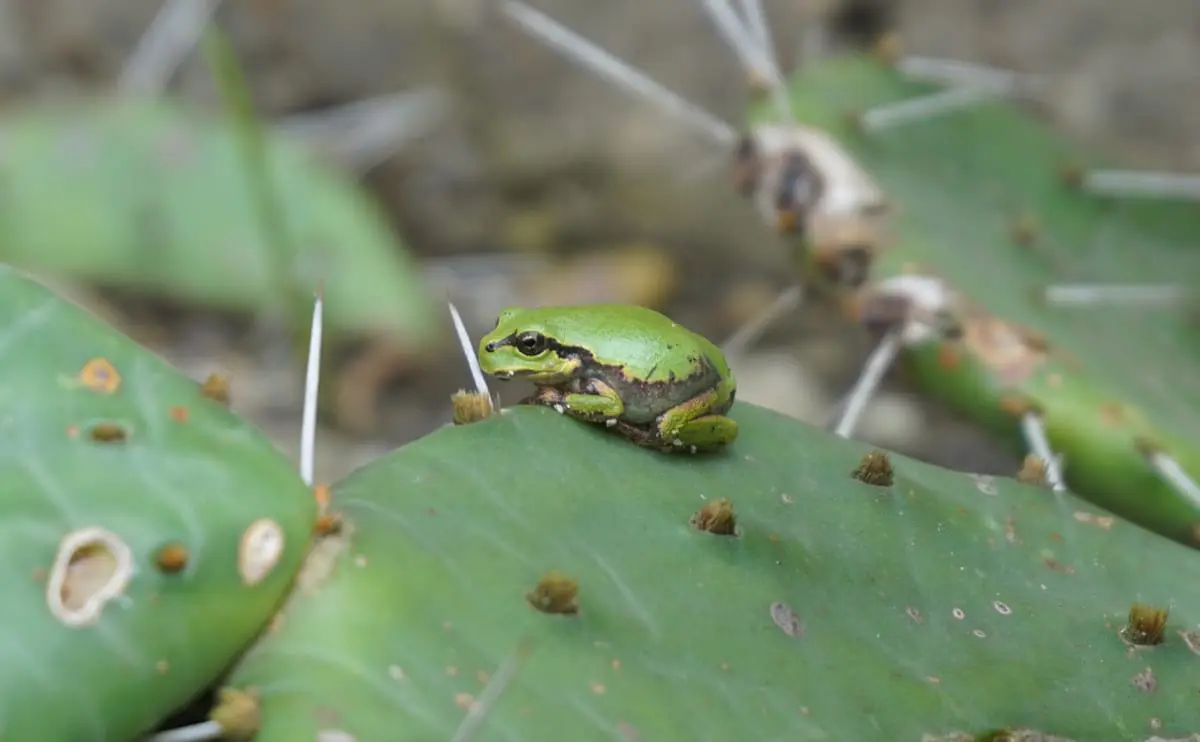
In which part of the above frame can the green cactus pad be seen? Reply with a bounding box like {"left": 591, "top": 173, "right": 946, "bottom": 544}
{"left": 0, "top": 99, "right": 434, "bottom": 347}
{"left": 755, "top": 54, "right": 1200, "bottom": 546}
{"left": 0, "top": 264, "right": 316, "bottom": 739}
{"left": 229, "top": 403, "right": 1200, "bottom": 741}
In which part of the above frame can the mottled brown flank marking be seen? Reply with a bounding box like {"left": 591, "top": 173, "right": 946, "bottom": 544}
{"left": 960, "top": 317, "right": 1047, "bottom": 387}
{"left": 1121, "top": 603, "right": 1168, "bottom": 646}
{"left": 852, "top": 450, "right": 893, "bottom": 486}
{"left": 526, "top": 571, "right": 579, "bottom": 615}
{"left": 78, "top": 358, "right": 121, "bottom": 394}
{"left": 200, "top": 373, "right": 231, "bottom": 405}
{"left": 153, "top": 543, "right": 189, "bottom": 573}
{"left": 690, "top": 498, "right": 737, "bottom": 535}
{"left": 1017, "top": 455, "right": 1048, "bottom": 486}
{"left": 88, "top": 422, "right": 128, "bottom": 443}
{"left": 169, "top": 405, "right": 189, "bottom": 423}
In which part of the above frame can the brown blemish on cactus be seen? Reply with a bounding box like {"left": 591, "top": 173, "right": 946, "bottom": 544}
{"left": 46, "top": 527, "right": 134, "bottom": 628}
{"left": 1017, "top": 455, "right": 1048, "bottom": 486}
{"left": 153, "top": 543, "right": 189, "bottom": 573}
{"left": 526, "top": 570, "right": 579, "bottom": 615}
{"left": 1130, "top": 667, "right": 1157, "bottom": 693}
{"left": 77, "top": 358, "right": 121, "bottom": 394}
{"left": 1121, "top": 603, "right": 1168, "bottom": 646}
{"left": 1097, "top": 402, "right": 1127, "bottom": 427}
{"left": 451, "top": 389, "right": 494, "bottom": 425}
{"left": 936, "top": 344, "right": 960, "bottom": 370}
{"left": 1073, "top": 511, "right": 1115, "bottom": 530}
{"left": 1178, "top": 629, "right": 1200, "bottom": 654}
{"left": 314, "top": 513, "right": 343, "bottom": 537}
{"left": 770, "top": 602, "right": 804, "bottom": 638}
{"left": 961, "top": 317, "right": 1047, "bottom": 386}
{"left": 454, "top": 693, "right": 478, "bottom": 711}
{"left": 998, "top": 395, "right": 1034, "bottom": 419}
{"left": 210, "top": 687, "right": 262, "bottom": 741}
{"left": 1059, "top": 162, "right": 1085, "bottom": 189}
{"left": 1010, "top": 214, "right": 1039, "bottom": 246}
{"left": 238, "top": 519, "right": 285, "bottom": 586}
{"left": 1043, "top": 557, "right": 1074, "bottom": 575}
{"left": 87, "top": 421, "right": 128, "bottom": 443}
{"left": 169, "top": 405, "right": 189, "bottom": 423}
{"left": 690, "top": 498, "right": 737, "bottom": 535}
{"left": 200, "top": 372, "right": 231, "bottom": 405}
{"left": 852, "top": 450, "right": 894, "bottom": 486}
{"left": 65, "top": 424, "right": 80, "bottom": 439}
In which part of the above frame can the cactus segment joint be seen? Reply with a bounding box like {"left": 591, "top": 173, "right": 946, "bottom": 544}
{"left": 1120, "top": 603, "right": 1169, "bottom": 647}
{"left": 526, "top": 570, "right": 579, "bottom": 615}
{"left": 46, "top": 527, "right": 134, "bottom": 628}
{"left": 153, "top": 543, "right": 190, "bottom": 574}
{"left": 200, "top": 372, "right": 231, "bottom": 405}
{"left": 86, "top": 421, "right": 130, "bottom": 443}
{"left": 77, "top": 357, "right": 121, "bottom": 394}
{"left": 690, "top": 498, "right": 738, "bottom": 535}
{"left": 238, "top": 519, "right": 286, "bottom": 587}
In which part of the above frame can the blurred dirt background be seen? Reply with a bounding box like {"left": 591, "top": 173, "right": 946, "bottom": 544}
{"left": 1, "top": 0, "right": 1197, "bottom": 484}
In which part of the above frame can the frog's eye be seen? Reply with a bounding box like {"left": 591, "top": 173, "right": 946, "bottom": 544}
{"left": 514, "top": 331, "right": 548, "bottom": 356}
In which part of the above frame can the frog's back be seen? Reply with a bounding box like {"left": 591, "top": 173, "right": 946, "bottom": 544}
{"left": 524, "top": 304, "right": 731, "bottom": 383}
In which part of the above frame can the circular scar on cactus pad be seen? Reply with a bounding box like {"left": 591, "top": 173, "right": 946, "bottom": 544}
{"left": 238, "top": 519, "right": 285, "bottom": 586}
{"left": 46, "top": 527, "right": 134, "bottom": 628}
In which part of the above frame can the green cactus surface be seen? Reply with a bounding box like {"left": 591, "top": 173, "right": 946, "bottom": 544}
{"left": 0, "top": 264, "right": 317, "bottom": 740}
{"left": 229, "top": 402, "right": 1200, "bottom": 741}
{"left": 753, "top": 54, "right": 1200, "bottom": 546}
{"left": 0, "top": 99, "right": 435, "bottom": 347}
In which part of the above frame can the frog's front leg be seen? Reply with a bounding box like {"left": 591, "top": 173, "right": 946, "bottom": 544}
{"left": 652, "top": 388, "right": 739, "bottom": 453}
{"left": 529, "top": 381, "right": 625, "bottom": 425}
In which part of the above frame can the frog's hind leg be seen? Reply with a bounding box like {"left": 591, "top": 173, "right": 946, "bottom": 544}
{"left": 653, "top": 388, "right": 739, "bottom": 454}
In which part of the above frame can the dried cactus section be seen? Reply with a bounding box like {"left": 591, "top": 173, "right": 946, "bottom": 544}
{"left": 229, "top": 404, "right": 1199, "bottom": 741}
{"left": 0, "top": 264, "right": 316, "bottom": 739}
{"left": 752, "top": 54, "right": 1200, "bottom": 546}
{"left": 0, "top": 100, "right": 434, "bottom": 347}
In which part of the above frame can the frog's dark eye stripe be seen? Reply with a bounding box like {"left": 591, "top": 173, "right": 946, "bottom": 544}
{"left": 514, "top": 331, "right": 549, "bottom": 356}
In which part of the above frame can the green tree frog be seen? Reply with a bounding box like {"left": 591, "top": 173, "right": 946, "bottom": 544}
{"left": 476, "top": 304, "right": 739, "bottom": 453}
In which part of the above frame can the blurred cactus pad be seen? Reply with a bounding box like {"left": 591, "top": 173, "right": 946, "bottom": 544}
{"left": 229, "top": 403, "right": 1200, "bottom": 741}
{"left": 0, "top": 264, "right": 316, "bottom": 739}
{"left": 0, "top": 99, "right": 435, "bottom": 347}
{"left": 755, "top": 53, "right": 1200, "bottom": 546}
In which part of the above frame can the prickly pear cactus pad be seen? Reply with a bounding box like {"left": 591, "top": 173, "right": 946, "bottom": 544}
{"left": 0, "top": 264, "right": 317, "bottom": 740}
{"left": 756, "top": 54, "right": 1200, "bottom": 545}
{"left": 229, "top": 403, "right": 1200, "bottom": 742}
{"left": 0, "top": 100, "right": 434, "bottom": 346}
